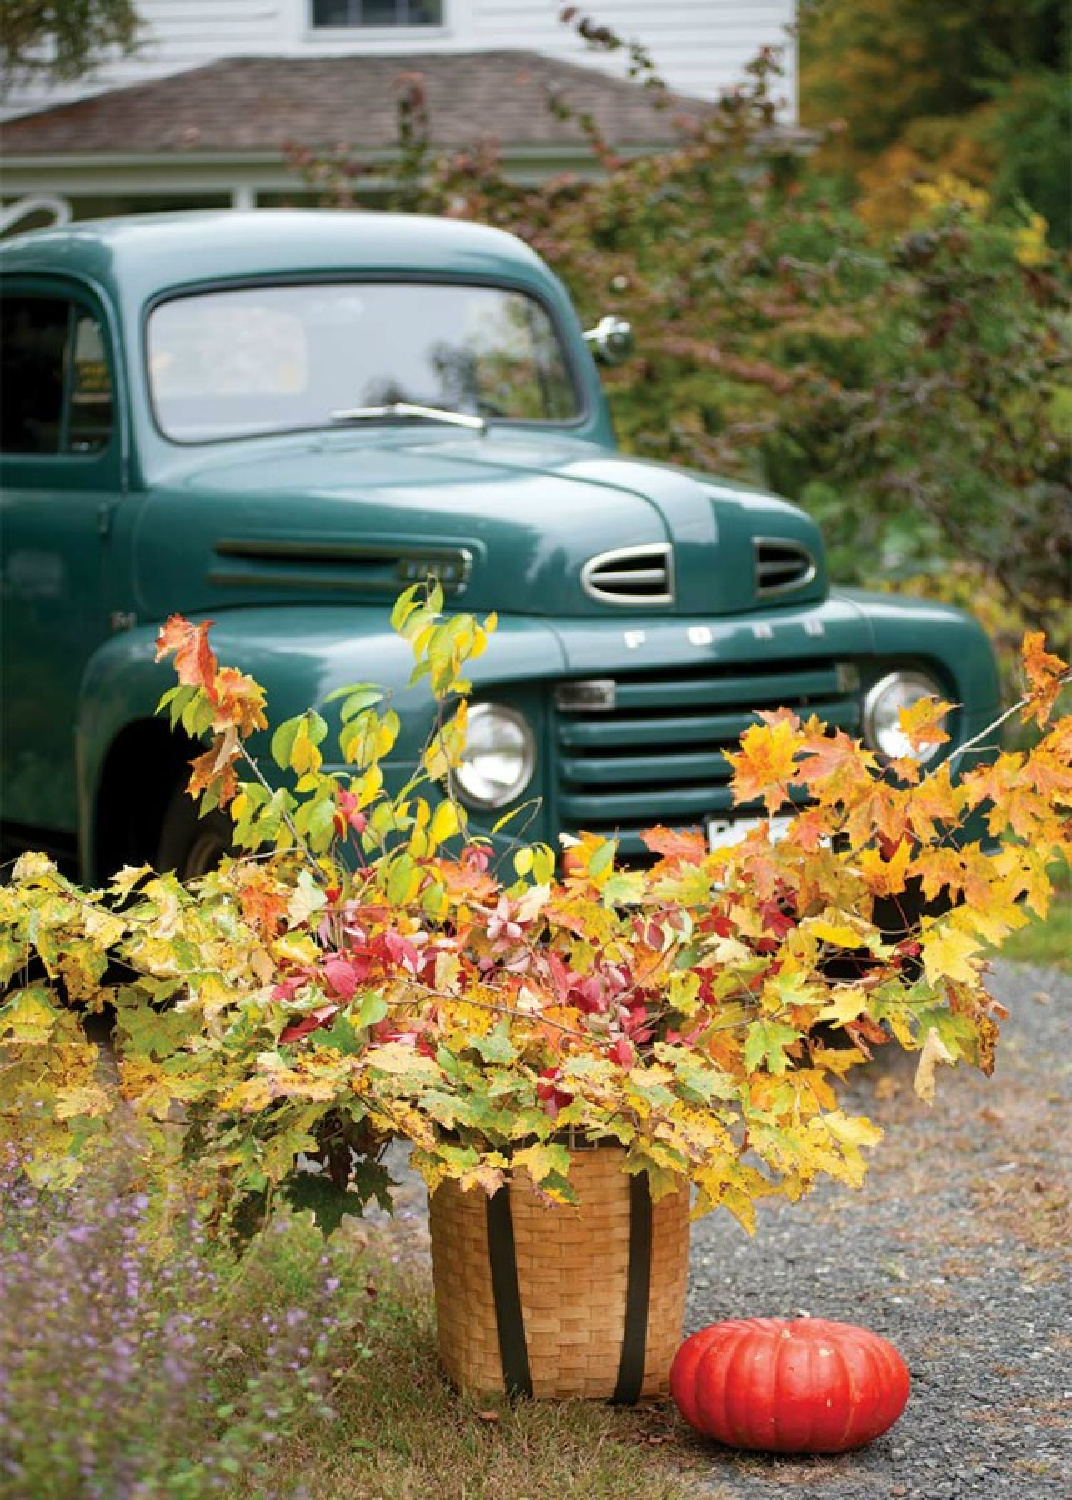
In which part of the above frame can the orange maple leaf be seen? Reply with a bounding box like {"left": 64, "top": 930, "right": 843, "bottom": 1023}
{"left": 155, "top": 615, "right": 217, "bottom": 692}
{"left": 640, "top": 825, "right": 707, "bottom": 864}
{"left": 794, "top": 728, "right": 875, "bottom": 798}
{"left": 213, "top": 666, "right": 269, "bottom": 736}
{"left": 187, "top": 735, "right": 240, "bottom": 806}
{"left": 436, "top": 857, "right": 499, "bottom": 903}
{"left": 237, "top": 876, "right": 290, "bottom": 935}
{"left": 1021, "top": 632, "right": 1069, "bottom": 728}
{"left": 726, "top": 716, "right": 804, "bottom": 814}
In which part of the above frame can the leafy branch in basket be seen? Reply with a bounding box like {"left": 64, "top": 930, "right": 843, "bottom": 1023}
{"left": 1, "top": 588, "right": 1069, "bottom": 1237}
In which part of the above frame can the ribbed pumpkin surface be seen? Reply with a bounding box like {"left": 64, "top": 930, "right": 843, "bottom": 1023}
{"left": 670, "top": 1317, "right": 910, "bottom": 1453}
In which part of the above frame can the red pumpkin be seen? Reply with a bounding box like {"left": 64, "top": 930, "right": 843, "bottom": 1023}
{"left": 670, "top": 1317, "right": 910, "bottom": 1453}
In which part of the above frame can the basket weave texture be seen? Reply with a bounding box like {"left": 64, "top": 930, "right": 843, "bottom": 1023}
{"left": 429, "top": 1146, "right": 690, "bottom": 1399}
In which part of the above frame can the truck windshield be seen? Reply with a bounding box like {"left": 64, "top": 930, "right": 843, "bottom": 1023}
{"left": 147, "top": 281, "right": 581, "bottom": 442}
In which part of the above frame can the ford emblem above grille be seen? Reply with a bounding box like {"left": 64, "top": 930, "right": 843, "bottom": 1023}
{"left": 581, "top": 544, "right": 674, "bottom": 605}
{"left": 753, "top": 538, "right": 817, "bottom": 598}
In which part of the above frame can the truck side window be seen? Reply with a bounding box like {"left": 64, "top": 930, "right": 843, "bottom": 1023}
{"left": 1, "top": 295, "right": 113, "bottom": 455}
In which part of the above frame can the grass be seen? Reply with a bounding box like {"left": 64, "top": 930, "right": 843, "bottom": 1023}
{"left": 994, "top": 859, "right": 1071, "bottom": 973}
{"left": 0, "top": 1146, "right": 705, "bottom": 1500}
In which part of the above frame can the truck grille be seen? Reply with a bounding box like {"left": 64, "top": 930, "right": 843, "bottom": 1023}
{"left": 754, "top": 538, "right": 817, "bottom": 598}
{"left": 553, "top": 659, "right": 860, "bottom": 857}
{"left": 581, "top": 545, "right": 674, "bottom": 605}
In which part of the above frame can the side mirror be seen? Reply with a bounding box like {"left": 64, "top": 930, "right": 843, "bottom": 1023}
{"left": 583, "top": 315, "right": 634, "bottom": 366}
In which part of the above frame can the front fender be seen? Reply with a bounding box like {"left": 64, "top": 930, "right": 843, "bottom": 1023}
{"left": 77, "top": 606, "right": 568, "bottom": 879}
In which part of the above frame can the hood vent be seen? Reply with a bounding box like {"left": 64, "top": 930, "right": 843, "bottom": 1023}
{"left": 754, "top": 538, "right": 817, "bottom": 598}
{"left": 211, "top": 538, "right": 472, "bottom": 596}
{"left": 581, "top": 544, "right": 674, "bottom": 606}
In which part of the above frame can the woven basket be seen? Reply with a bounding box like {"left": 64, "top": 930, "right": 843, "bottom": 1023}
{"left": 429, "top": 1146, "right": 690, "bottom": 1401}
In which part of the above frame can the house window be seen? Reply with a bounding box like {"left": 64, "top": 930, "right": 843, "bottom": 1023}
{"left": 311, "top": 0, "right": 443, "bottom": 27}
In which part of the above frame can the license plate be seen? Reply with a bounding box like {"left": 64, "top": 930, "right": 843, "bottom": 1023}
{"left": 707, "top": 814, "right": 794, "bottom": 852}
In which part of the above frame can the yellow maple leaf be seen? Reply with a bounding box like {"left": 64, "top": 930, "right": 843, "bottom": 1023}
{"left": 921, "top": 922, "right": 983, "bottom": 987}
{"left": 512, "top": 1141, "right": 571, "bottom": 1187}
{"left": 53, "top": 1084, "right": 115, "bottom": 1121}
{"left": 858, "top": 838, "right": 913, "bottom": 898}
{"left": 808, "top": 914, "right": 875, "bottom": 949}
{"left": 0, "top": 989, "right": 60, "bottom": 1044}
{"left": 914, "top": 1025, "right": 955, "bottom": 1104}
{"left": 896, "top": 694, "right": 953, "bottom": 754}
{"left": 726, "top": 716, "right": 804, "bottom": 815}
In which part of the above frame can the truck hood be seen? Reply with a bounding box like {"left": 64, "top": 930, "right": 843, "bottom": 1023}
{"left": 132, "top": 429, "right": 826, "bottom": 620}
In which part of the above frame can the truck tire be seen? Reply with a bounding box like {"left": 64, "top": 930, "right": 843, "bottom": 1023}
{"left": 156, "top": 785, "right": 233, "bottom": 879}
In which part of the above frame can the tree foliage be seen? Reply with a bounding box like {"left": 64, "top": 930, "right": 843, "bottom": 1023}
{"left": 0, "top": 0, "right": 140, "bottom": 93}
{"left": 2, "top": 588, "right": 1069, "bottom": 1239}
{"left": 798, "top": 0, "right": 1071, "bottom": 243}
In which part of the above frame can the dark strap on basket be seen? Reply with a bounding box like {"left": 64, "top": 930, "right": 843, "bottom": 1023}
{"left": 486, "top": 1186, "right": 533, "bottom": 1399}
{"left": 611, "top": 1171, "right": 653, "bottom": 1406}
{"left": 486, "top": 1169, "right": 653, "bottom": 1405}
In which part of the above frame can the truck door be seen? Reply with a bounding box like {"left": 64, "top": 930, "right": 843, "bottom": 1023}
{"left": 0, "top": 282, "right": 124, "bottom": 841}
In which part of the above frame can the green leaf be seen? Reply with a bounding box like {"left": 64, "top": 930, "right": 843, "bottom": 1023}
{"left": 468, "top": 1023, "right": 515, "bottom": 1065}
{"left": 589, "top": 838, "right": 618, "bottom": 878}
{"left": 352, "top": 991, "right": 390, "bottom": 1031}
{"left": 271, "top": 716, "right": 302, "bottom": 768}
{"left": 385, "top": 853, "right": 419, "bottom": 906}
{"left": 323, "top": 684, "right": 386, "bottom": 721}
{"left": 294, "top": 795, "right": 338, "bottom": 854}
{"left": 314, "top": 1014, "right": 365, "bottom": 1055}
{"left": 281, "top": 1170, "right": 389, "bottom": 1236}
{"left": 743, "top": 1018, "right": 801, "bottom": 1075}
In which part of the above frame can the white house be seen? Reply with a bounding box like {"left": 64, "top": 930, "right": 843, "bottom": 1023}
{"left": 1, "top": 1, "right": 797, "bottom": 229}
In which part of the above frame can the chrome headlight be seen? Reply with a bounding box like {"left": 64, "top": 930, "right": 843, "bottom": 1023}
{"left": 863, "top": 670, "right": 947, "bottom": 762}
{"left": 449, "top": 703, "right": 535, "bottom": 809}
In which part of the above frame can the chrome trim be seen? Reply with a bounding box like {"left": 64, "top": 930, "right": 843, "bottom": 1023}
{"left": 554, "top": 679, "right": 617, "bottom": 712}
{"left": 753, "top": 537, "right": 818, "bottom": 598}
{"left": 582, "top": 315, "right": 634, "bottom": 365}
{"left": 862, "top": 670, "right": 945, "bottom": 762}
{"left": 329, "top": 401, "right": 487, "bottom": 432}
{"left": 449, "top": 703, "right": 536, "bottom": 810}
{"left": 581, "top": 543, "right": 674, "bottom": 606}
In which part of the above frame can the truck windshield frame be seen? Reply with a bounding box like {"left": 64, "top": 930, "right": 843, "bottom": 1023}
{"left": 146, "top": 278, "right": 583, "bottom": 443}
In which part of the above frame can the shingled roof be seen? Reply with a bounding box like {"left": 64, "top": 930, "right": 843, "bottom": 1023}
{"left": 1, "top": 51, "right": 708, "bottom": 157}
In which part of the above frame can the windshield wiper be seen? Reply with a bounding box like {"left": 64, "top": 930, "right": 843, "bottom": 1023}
{"left": 329, "top": 401, "right": 487, "bottom": 433}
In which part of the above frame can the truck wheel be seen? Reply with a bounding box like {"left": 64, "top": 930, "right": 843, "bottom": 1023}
{"left": 156, "top": 786, "right": 233, "bottom": 879}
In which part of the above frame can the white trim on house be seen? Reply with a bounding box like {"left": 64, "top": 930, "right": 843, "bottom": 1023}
{"left": 0, "top": 139, "right": 651, "bottom": 208}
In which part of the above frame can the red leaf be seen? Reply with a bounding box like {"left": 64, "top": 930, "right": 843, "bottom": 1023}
{"left": 322, "top": 957, "right": 362, "bottom": 1001}
{"left": 279, "top": 1004, "right": 338, "bottom": 1046}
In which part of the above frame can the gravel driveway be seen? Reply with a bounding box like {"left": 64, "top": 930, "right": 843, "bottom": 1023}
{"left": 679, "top": 959, "right": 1071, "bottom": 1500}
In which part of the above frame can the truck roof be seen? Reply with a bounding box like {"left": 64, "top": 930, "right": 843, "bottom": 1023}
{"left": 0, "top": 208, "right": 551, "bottom": 298}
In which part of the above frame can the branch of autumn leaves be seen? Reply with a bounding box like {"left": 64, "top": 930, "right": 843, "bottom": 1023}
{"left": 1, "top": 590, "right": 1069, "bottom": 1236}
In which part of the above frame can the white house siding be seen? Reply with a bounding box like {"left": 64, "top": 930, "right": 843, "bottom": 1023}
{"left": 2, "top": 0, "right": 796, "bottom": 120}
{"left": 466, "top": 1, "right": 796, "bottom": 113}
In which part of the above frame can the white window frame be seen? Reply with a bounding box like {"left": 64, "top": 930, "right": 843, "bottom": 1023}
{"left": 308, "top": 0, "right": 447, "bottom": 33}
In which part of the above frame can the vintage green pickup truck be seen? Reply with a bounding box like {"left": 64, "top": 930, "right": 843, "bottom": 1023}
{"left": 0, "top": 209, "right": 1001, "bottom": 884}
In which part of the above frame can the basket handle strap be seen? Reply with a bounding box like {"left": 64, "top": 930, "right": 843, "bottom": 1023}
{"left": 487, "top": 1169, "right": 654, "bottom": 1405}
{"left": 486, "top": 1186, "right": 533, "bottom": 1399}
{"left": 612, "top": 1171, "right": 653, "bottom": 1405}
